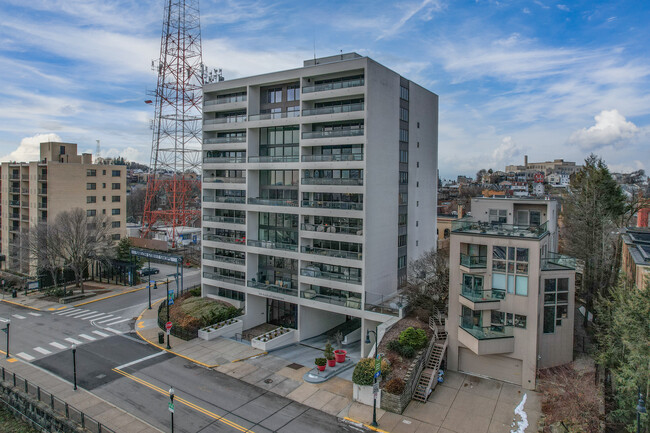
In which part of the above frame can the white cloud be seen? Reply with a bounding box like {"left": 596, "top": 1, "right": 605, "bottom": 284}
{"left": 569, "top": 110, "right": 639, "bottom": 150}
{"left": 492, "top": 136, "right": 523, "bottom": 166}
{"left": 377, "top": 0, "right": 443, "bottom": 40}
{"left": 523, "top": 8, "right": 531, "bottom": 14}
{"left": 556, "top": 4, "right": 570, "bottom": 12}
{"left": 1, "top": 133, "right": 62, "bottom": 162}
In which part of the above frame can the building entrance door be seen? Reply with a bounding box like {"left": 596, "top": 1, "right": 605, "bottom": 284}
{"left": 267, "top": 299, "right": 297, "bottom": 329}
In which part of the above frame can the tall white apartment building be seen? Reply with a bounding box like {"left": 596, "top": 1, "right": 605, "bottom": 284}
{"left": 201, "top": 53, "right": 438, "bottom": 351}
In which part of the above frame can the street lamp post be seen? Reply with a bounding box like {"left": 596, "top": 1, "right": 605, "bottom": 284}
{"left": 365, "top": 327, "right": 379, "bottom": 428}
{"left": 4, "top": 320, "right": 9, "bottom": 358}
{"left": 169, "top": 386, "right": 175, "bottom": 433}
{"left": 147, "top": 260, "right": 152, "bottom": 310}
{"left": 637, "top": 386, "right": 647, "bottom": 433}
{"left": 71, "top": 344, "right": 77, "bottom": 390}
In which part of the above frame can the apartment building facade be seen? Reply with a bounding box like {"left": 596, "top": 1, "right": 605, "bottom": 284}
{"left": 621, "top": 227, "right": 650, "bottom": 288}
{"left": 1, "top": 142, "right": 127, "bottom": 275}
{"left": 447, "top": 197, "right": 575, "bottom": 390}
{"left": 201, "top": 53, "right": 438, "bottom": 349}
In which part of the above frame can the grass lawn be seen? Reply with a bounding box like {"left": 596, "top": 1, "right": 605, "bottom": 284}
{"left": 0, "top": 405, "right": 39, "bottom": 433}
{"left": 160, "top": 292, "right": 241, "bottom": 331}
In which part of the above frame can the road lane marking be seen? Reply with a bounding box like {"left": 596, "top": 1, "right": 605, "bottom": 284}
{"left": 92, "top": 330, "right": 110, "bottom": 337}
{"left": 28, "top": 312, "right": 42, "bottom": 317}
{"left": 64, "top": 338, "right": 82, "bottom": 345}
{"left": 54, "top": 308, "right": 82, "bottom": 315}
{"left": 101, "top": 318, "right": 130, "bottom": 326}
{"left": 79, "top": 334, "right": 96, "bottom": 341}
{"left": 115, "top": 351, "right": 166, "bottom": 370}
{"left": 137, "top": 321, "right": 145, "bottom": 329}
{"left": 72, "top": 285, "right": 148, "bottom": 307}
{"left": 49, "top": 342, "right": 67, "bottom": 350}
{"left": 105, "top": 328, "right": 123, "bottom": 335}
{"left": 112, "top": 369, "right": 252, "bottom": 433}
{"left": 0, "top": 300, "right": 40, "bottom": 311}
{"left": 73, "top": 311, "right": 100, "bottom": 319}
{"left": 81, "top": 313, "right": 107, "bottom": 320}
{"left": 16, "top": 352, "right": 35, "bottom": 361}
{"left": 60, "top": 309, "right": 88, "bottom": 317}
{"left": 88, "top": 314, "right": 114, "bottom": 322}
{"left": 94, "top": 316, "right": 116, "bottom": 323}
{"left": 12, "top": 314, "right": 26, "bottom": 319}
{"left": 33, "top": 347, "right": 52, "bottom": 355}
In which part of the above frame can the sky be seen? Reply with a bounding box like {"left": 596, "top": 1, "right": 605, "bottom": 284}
{"left": 0, "top": 0, "right": 648, "bottom": 179}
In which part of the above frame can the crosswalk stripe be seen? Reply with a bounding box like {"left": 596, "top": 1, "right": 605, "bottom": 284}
{"left": 73, "top": 311, "right": 99, "bottom": 319}
{"left": 92, "top": 330, "right": 110, "bottom": 338}
{"left": 94, "top": 316, "right": 116, "bottom": 324}
{"left": 28, "top": 312, "right": 42, "bottom": 317}
{"left": 64, "top": 338, "right": 82, "bottom": 345}
{"left": 105, "top": 328, "right": 123, "bottom": 335}
{"left": 79, "top": 334, "right": 96, "bottom": 341}
{"left": 63, "top": 309, "right": 89, "bottom": 317}
{"left": 102, "top": 318, "right": 130, "bottom": 326}
{"left": 16, "top": 352, "right": 35, "bottom": 361}
{"left": 81, "top": 313, "right": 106, "bottom": 320}
{"left": 34, "top": 347, "right": 52, "bottom": 355}
{"left": 12, "top": 314, "right": 26, "bottom": 319}
{"left": 49, "top": 342, "right": 67, "bottom": 350}
{"left": 53, "top": 309, "right": 75, "bottom": 315}
{"left": 88, "top": 314, "right": 113, "bottom": 321}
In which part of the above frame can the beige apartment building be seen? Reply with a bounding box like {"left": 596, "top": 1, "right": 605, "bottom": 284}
{"left": 1, "top": 142, "right": 126, "bottom": 275}
{"left": 447, "top": 197, "right": 575, "bottom": 390}
{"left": 506, "top": 155, "right": 581, "bottom": 176}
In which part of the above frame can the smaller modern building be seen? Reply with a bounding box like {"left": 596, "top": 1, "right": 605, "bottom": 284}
{"left": 620, "top": 227, "right": 650, "bottom": 288}
{"left": 446, "top": 197, "right": 575, "bottom": 390}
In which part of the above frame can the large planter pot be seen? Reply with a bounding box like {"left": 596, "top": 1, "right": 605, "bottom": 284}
{"left": 334, "top": 349, "right": 347, "bottom": 363}
{"left": 327, "top": 358, "right": 337, "bottom": 367}
{"left": 316, "top": 365, "right": 326, "bottom": 372}
{"left": 198, "top": 318, "right": 243, "bottom": 341}
{"left": 353, "top": 383, "right": 381, "bottom": 406}
{"left": 251, "top": 327, "right": 297, "bottom": 351}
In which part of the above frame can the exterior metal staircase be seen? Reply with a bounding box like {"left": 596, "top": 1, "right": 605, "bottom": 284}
{"left": 412, "top": 311, "right": 448, "bottom": 403}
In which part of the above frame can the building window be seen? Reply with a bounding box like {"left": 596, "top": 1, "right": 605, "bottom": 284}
{"left": 87, "top": 169, "right": 96, "bottom": 177}
{"left": 87, "top": 196, "right": 96, "bottom": 204}
{"left": 87, "top": 209, "right": 96, "bottom": 217}
{"left": 543, "top": 277, "right": 570, "bottom": 334}
{"left": 60, "top": 146, "right": 66, "bottom": 155}
{"left": 102, "top": 170, "right": 106, "bottom": 175}
{"left": 111, "top": 234, "right": 121, "bottom": 241}
{"left": 266, "top": 88, "right": 282, "bottom": 103}
{"left": 400, "top": 85, "right": 409, "bottom": 101}
{"left": 112, "top": 170, "right": 121, "bottom": 177}
{"left": 111, "top": 183, "right": 120, "bottom": 190}
{"left": 514, "top": 314, "right": 527, "bottom": 329}
{"left": 400, "top": 107, "right": 409, "bottom": 122}
{"left": 102, "top": 183, "right": 106, "bottom": 188}
{"left": 489, "top": 209, "right": 507, "bottom": 224}
{"left": 287, "top": 85, "right": 300, "bottom": 102}
{"left": 86, "top": 183, "right": 96, "bottom": 190}
{"left": 398, "top": 255, "right": 407, "bottom": 269}
{"left": 398, "top": 213, "right": 407, "bottom": 226}
{"left": 492, "top": 246, "right": 529, "bottom": 296}
{"left": 112, "top": 196, "right": 121, "bottom": 202}
{"left": 112, "top": 208, "right": 121, "bottom": 215}
{"left": 399, "top": 171, "right": 408, "bottom": 184}
{"left": 399, "top": 193, "right": 408, "bottom": 205}
{"left": 400, "top": 129, "right": 409, "bottom": 142}
{"left": 102, "top": 196, "right": 106, "bottom": 201}
{"left": 112, "top": 221, "right": 121, "bottom": 228}
{"left": 399, "top": 150, "right": 408, "bottom": 163}
{"left": 398, "top": 235, "right": 407, "bottom": 247}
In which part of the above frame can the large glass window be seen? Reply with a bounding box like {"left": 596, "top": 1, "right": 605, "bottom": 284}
{"left": 492, "top": 246, "right": 528, "bottom": 296}
{"left": 258, "top": 212, "right": 298, "bottom": 246}
{"left": 287, "top": 85, "right": 300, "bottom": 101}
{"left": 266, "top": 88, "right": 282, "bottom": 103}
{"left": 260, "top": 126, "right": 299, "bottom": 158}
{"left": 543, "top": 277, "right": 570, "bottom": 333}
{"left": 489, "top": 209, "right": 507, "bottom": 224}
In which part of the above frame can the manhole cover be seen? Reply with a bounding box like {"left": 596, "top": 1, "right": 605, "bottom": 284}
{"left": 96, "top": 374, "right": 106, "bottom": 379}
{"left": 184, "top": 363, "right": 198, "bottom": 369}
{"left": 264, "top": 378, "right": 273, "bottom": 384}
{"left": 286, "top": 363, "right": 303, "bottom": 370}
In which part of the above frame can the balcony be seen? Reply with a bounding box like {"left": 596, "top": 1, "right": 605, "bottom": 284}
{"left": 541, "top": 252, "right": 576, "bottom": 271}
{"left": 202, "top": 196, "right": 246, "bottom": 204}
{"left": 202, "top": 272, "right": 245, "bottom": 286}
{"left": 202, "top": 234, "right": 246, "bottom": 244}
{"left": 301, "top": 246, "right": 362, "bottom": 260}
{"left": 301, "top": 223, "right": 362, "bottom": 236}
{"left": 458, "top": 316, "right": 514, "bottom": 355}
{"left": 459, "top": 286, "right": 504, "bottom": 311}
{"left": 9, "top": 214, "right": 20, "bottom": 220}
{"left": 301, "top": 154, "right": 364, "bottom": 162}
{"left": 301, "top": 178, "right": 363, "bottom": 186}
{"left": 10, "top": 174, "right": 19, "bottom": 180}
{"left": 21, "top": 201, "right": 29, "bottom": 208}
{"left": 452, "top": 218, "right": 549, "bottom": 239}
{"left": 247, "top": 198, "right": 298, "bottom": 207}
{"left": 203, "top": 157, "right": 246, "bottom": 164}
{"left": 10, "top": 187, "right": 20, "bottom": 193}
{"left": 247, "top": 280, "right": 297, "bottom": 297}
{"left": 204, "top": 136, "right": 246, "bottom": 144}
{"left": 38, "top": 175, "right": 47, "bottom": 181}
{"left": 301, "top": 290, "right": 362, "bottom": 309}
{"left": 204, "top": 115, "right": 247, "bottom": 125}
{"left": 203, "top": 215, "right": 245, "bottom": 225}
{"left": 9, "top": 200, "right": 20, "bottom": 207}
{"left": 302, "top": 78, "right": 365, "bottom": 94}
{"left": 39, "top": 202, "right": 47, "bottom": 209}
{"left": 21, "top": 174, "right": 29, "bottom": 181}
{"left": 247, "top": 155, "right": 299, "bottom": 163}
{"left": 302, "top": 129, "right": 364, "bottom": 139}
{"left": 301, "top": 200, "right": 363, "bottom": 211}
{"left": 300, "top": 268, "right": 362, "bottom": 285}
{"left": 460, "top": 254, "right": 487, "bottom": 269}
{"left": 202, "top": 253, "right": 245, "bottom": 266}
{"left": 203, "top": 177, "right": 246, "bottom": 184}
{"left": 248, "top": 111, "right": 300, "bottom": 121}
{"left": 38, "top": 189, "right": 47, "bottom": 195}
{"left": 204, "top": 95, "right": 246, "bottom": 105}
{"left": 247, "top": 239, "right": 298, "bottom": 252}
{"left": 302, "top": 103, "right": 365, "bottom": 116}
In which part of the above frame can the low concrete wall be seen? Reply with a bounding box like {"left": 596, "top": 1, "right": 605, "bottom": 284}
{"left": 353, "top": 384, "right": 381, "bottom": 407}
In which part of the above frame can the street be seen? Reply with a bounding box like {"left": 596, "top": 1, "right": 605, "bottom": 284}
{"left": 0, "top": 283, "right": 357, "bottom": 433}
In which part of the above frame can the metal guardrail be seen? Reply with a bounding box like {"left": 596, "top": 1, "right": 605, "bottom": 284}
{"left": 0, "top": 366, "right": 116, "bottom": 433}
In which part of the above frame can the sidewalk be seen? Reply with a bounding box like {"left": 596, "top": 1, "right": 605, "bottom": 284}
{"left": 0, "top": 356, "right": 161, "bottom": 433}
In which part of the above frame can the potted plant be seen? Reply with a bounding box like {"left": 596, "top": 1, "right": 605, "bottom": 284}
{"left": 334, "top": 348, "right": 347, "bottom": 363}
{"left": 324, "top": 342, "right": 336, "bottom": 367}
{"left": 315, "top": 357, "right": 327, "bottom": 372}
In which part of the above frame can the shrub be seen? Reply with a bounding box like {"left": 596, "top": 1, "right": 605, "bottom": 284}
{"left": 387, "top": 339, "right": 402, "bottom": 353}
{"left": 315, "top": 357, "right": 326, "bottom": 366}
{"left": 384, "top": 378, "right": 405, "bottom": 395}
{"left": 188, "top": 286, "right": 201, "bottom": 297}
{"left": 399, "top": 327, "right": 427, "bottom": 350}
{"left": 324, "top": 342, "right": 335, "bottom": 360}
{"left": 399, "top": 345, "right": 416, "bottom": 359}
{"left": 352, "top": 358, "right": 375, "bottom": 385}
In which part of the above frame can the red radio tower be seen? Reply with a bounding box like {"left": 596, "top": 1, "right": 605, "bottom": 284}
{"left": 142, "top": 0, "right": 203, "bottom": 246}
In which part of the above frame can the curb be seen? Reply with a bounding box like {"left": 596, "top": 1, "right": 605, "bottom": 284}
{"left": 0, "top": 299, "right": 41, "bottom": 311}
{"left": 73, "top": 285, "right": 147, "bottom": 307}
{"left": 231, "top": 351, "right": 268, "bottom": 363}
{"left": 343, "top": 416, "right": 390, "bottom": 432}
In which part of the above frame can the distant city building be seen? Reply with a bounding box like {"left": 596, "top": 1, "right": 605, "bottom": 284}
{"left": 506, "top": 155, "right": 581, "bottom": 176}
{"left": 620, "top": 227, "right": 650, "bottom": 288}
{"left": 1, "top": 142, "right": 126, "bottom": 275}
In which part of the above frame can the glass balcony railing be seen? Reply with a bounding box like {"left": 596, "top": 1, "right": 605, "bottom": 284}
{"left": 204, "top": 116, "right": 247, "bottom": 125}
{"left": 302, "top": 78, "right": 365, "bottom": 93}
{"left": 541, "top": 252, "right": 576, "bottom": 271}
{"left": 248, "top": 111, "right": 300, "bottom": 121}
{"left": 247, "top": 280, "right": 297, "bottom": 297}
{"left": 301, "top": 154, "right": 364, "bottom": 162}
{"left": 9, "top": 201, "right": 20, "bottom": 206}
{"left": 300, "top": 290, "right": 362, "bottom": 309}
{"left": 247, "top": 239, "right": 298, "bottom": 252}
{"left": 9, "top": 187, "right": 20, "bottom": 193}
{"left": 202, "top": 196, "right": 246, "bottom": 204}
{"left": 301, "top": 178, "right": 363, "bottom": 186}
{"left": 203, "top": 157, "right": 246, "bottom": 163}
{"left": 203, "top": 177, "right": 246, "bottom": 184}
{"left": 460, "top": 285, "right": 505, "bottom": 303}
{"left": 203, "top": 272, "right": 245, "bottom": 286}
{"left": 248, "top": 198, "right": 298, "bottom": 207}
{"left": 302, "top": 103, "right": 365, "bottom": 116}
{"left": 452, "top": 218, "right": 549, "bottom": 239}
{"left": 302, "top": 129, "right": 364, "bottom": 139}
{"left": 300, "top": 223, "right": 363, "bottom": 236}
{"left": 204, "top": 136, "right": 246, "bottom": 144}
{"left": 460, "top": 254, "right": 487, "bottom": 268}
{"left": 459, "top": 316, "right": 513, "bottom": 340}
{"left": 203, "top": 215, "right": 245, "bottom": 224}
{"left": 202, "top": 234, "right": 246, "bottom": 244}
{"left": 301, "top": 200, "right": 363, "bottom": 211}
{"left": 301, "top": 246, "right": 362, "bottom": 260}
{"left": 247, "top": 155, "right": 299, "bottom": 163}
{"left": 204, "top": 95, "right": 246, "bottom": 105}
{"left": 300, "top": 268, "right": 362, "bottom": 284}
{"left": 202, "top": 253, "right": 245, "bottom": 266}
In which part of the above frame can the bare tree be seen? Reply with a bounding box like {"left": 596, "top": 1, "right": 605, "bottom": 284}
{"left": 21, "top": 222, "right": 63, "bottom": 293}
{"left": 403, "top": 247, "right": 449, "bottom": 315}
{"left": 56, "top": 209, "right": 115, "bottom": 294}
{"left": 127, "top": 186, "right": 147, "bottom": 223}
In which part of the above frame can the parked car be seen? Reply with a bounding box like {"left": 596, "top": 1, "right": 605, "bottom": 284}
{"left": 139, "top": 268, "right": 160, "bottom": 276}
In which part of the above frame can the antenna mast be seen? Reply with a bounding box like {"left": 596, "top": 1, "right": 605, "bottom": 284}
{"left": 142, "top": 0, "right": 203, "bottom": 247}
